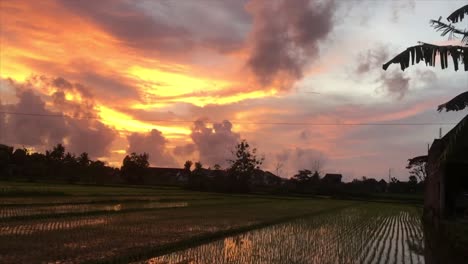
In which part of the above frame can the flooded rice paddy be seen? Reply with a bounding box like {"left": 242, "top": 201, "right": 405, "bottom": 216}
{"left": 0, "top": 186, "right": 424, "bottom": 264}
{"left": 142, "top": 205, "right": 424, "bottom": 264}
{"left": 0, "top": 201, "right": 188, "bottom": 220}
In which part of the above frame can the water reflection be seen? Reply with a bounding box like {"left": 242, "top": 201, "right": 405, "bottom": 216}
{"left": 0, "top": 201, "right": 189, "bottom": 219}
{"left": 142, "top": 207, "right": 425, "bottom": 264}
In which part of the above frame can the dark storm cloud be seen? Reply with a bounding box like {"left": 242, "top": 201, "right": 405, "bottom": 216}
{"left": 191, "top": 120, "right": 240, "bottom": 167}
{"left": 4, "top": 88, "right": 69, "bottom": 147}
{"left": 379, "top": 69, "right": 437, "bottom": 101}
{"left": 380, "top": 71, "right": 410, "bottom": 100}
{"left": 67, "top": 119, "right": 116, "bottom": 158}
{"left": 58, "top": 0, "right": 190, "bottom": 53}
{"left": 355, "top": 46, "right": 390, "bottom": 75}
{"left": 247, "top": 0, "right": 335, "bottom": 88}
{"left": 1, "top": 77, "right": 117, "bottom": 158}
{"left": 57, "top": 0, "right": 250, "bottom": 55}
{"left": 127, "top": 129, "right": 177, "bottom": 167}
{"left": 77, "top": 72, "right": 141, "bottom": 103}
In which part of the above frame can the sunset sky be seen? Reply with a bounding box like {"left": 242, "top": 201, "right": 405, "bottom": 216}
{"left": 0, "top": 0, "right": 467, "bottom": 181}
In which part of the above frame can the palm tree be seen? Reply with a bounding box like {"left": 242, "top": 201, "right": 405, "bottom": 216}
{"left": 383, "top": 5, "right": 468, "bottom": 160}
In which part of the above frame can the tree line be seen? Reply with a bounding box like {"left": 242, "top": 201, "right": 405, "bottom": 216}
{"left": 0, "top": 141, "right": 424, "bottom": 196}
{"left": 0, "top": 143, "right": 117, "bottom": 184}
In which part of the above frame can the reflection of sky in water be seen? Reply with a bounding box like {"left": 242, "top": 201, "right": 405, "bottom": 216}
{"left": 142, "top": 207, "right": 425, "bottom": 264}
{"left": 0, "top": 202, "right": 188, "bottom": 219}
{"left": 0, "top": 218, "right": 108, "bottom": 236}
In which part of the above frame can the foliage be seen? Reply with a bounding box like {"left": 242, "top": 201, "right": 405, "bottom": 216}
{"left": 292, "top": 169, "right": 313, "bottom": 183}
{"left": 383, "top": 4, "right": 468, "bottom": 163}
{"left": 447, "top": 4, "right": 468, "bottom": 23}
{"left": 194, "top": 161, "right": 203, "bottom": 171}
{"left": 0, "top": 143, "right": 118, "bottom": 184}
{"left": 183, "top": 160, "right": 193, "bottom": 172}
{"left": 406, "top": 155, "right": 428, "bottom": 183}
{"left": 438, "top": 91, "right": 468, "bottom": 112}
{"left": 121, "top": 152, "right": 150, "bottom": 184}
{"left": 227, "top": 140, "right": 264, "bottom": 193}
{"left": 0, "top": 142, "right": 426, "bottom": 196}
{"left": 383, "top": 43, "right": 467, "bottom": 71}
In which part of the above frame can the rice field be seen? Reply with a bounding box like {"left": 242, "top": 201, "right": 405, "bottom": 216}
{"left": 143, "top": 204, "right": 424, "bottom": 264}
{"left": 0, "top": 182, "right": 425, "bottom": 263}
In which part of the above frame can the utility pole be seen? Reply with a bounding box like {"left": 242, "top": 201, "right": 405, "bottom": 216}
{"left": 439, "top": 127, "right": 442, "bottom": 139}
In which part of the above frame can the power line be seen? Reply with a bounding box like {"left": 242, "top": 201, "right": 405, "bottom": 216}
{"left": 0, "top": 111, "right": 459, "bottom": 126}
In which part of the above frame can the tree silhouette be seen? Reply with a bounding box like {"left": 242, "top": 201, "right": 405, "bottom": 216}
{"left": 47, "top": 144, "right": 65, "bottom": 161}
{"left": 383, "top": 4, "right": 468, "bottom": 160}
{"left": 121, "top": 152, "right": 149, "bottom": 184}
{"left": 183, "top": 160, "right": 193, "bottom": 172}
{"left": 293, "top": 169, "right": 313, "bottom": 183}
{"left": 406, "top": 155, "right": 428, "bottom": 183}
{"left": 227, "top": 140, "right": 263, "bottom": 193}
{"left": 194, "top": 161, "right": 203, "bottom": 171}
{"left": 77, "top": 152, "right": 91, "bottom": 167}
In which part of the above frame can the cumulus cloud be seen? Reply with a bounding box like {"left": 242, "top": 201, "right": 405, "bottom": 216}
{"left": 4, "top": 88, "right": 69, "bottom": 147}
{"left": 191, "top": 120, "right": 240, "bottom": 167}
{"left": 173, "top": 144, "right": 196, "bottom": 157}
{"left": 127, "top": 129, "right": 177, "bottom": 167}
{"left": 246, "top": 0, "right": 335, "bottom": 88}
{"left": 67, "top": 120, "right": 116, "bottom": 158}
{"left": 1, "top": 77, "right": 117, "bottom": 158}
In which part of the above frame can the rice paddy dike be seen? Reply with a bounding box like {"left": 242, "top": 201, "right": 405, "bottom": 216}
{"left": 0, "top": 181, "right": 424, "bottom": 263}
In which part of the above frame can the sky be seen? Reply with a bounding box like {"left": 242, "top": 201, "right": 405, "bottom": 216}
{"left": 0, "top": 0, "right": 467, "bottom": 181}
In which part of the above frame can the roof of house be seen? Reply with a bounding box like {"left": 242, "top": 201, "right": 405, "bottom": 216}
{"left": 147, "top": 167, "right": 185, "bottom": 174}
{"left": 323, "top": 173, "right": 342, "bottom": 178}
{"left": 322, "top": 173, "right": 342, "bottom": 183}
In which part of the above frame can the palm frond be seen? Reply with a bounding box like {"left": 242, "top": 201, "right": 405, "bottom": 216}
{"left": 440, "top": 114, "right": 468, "bottom": 162}
{"left": 447, "top": 4, "right": 468, "bottom": 23}
{"left": 382, "top": 43, "right": 468, "bottom": 71}
{"left": 437, "top": 91, "right": 468, "bottom": 112}
{"left": 430, "top": 18, "right": 468, "bottom": 44}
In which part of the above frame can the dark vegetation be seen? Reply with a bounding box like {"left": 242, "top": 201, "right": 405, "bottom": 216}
{"left": 0, "top": 144, "right": 118, "bottom": 185}
{"left": 0, "top": 140, "right": 423, "bottom": 202}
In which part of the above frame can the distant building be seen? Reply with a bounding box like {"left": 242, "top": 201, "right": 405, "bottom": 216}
{"left": 378, "top": 179, "right": 388, "bottom": 192}
{"left": 250, "top": 170, "right": 283, "bottom": 186}
{"left": 143, "top": 167, "right": 187, "bottom": 185}
{"left": 321, "top": 173, "right": 343, "bottom": 185}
